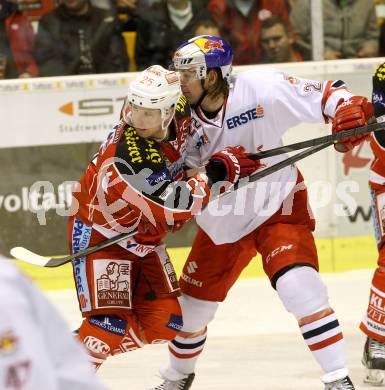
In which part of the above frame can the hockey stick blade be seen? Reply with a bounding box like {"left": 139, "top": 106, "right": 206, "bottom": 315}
{"left": 248, "top": 115, "right": 385, "bottom": 160}
{"left": 10, "top": 230, "right": 137, "bottom": 268}
{"left": 10, "top": 247, "right": 56, "bottom": 267}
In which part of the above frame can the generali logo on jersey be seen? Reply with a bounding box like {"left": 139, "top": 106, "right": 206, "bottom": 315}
{"left": 94, "top": 260, "right": 132, "bottom": 309}
{"left": 226, "top": 105, "right": 264, "bottom": 129}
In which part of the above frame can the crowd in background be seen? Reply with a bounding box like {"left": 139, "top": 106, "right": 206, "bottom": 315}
{"left": 0, "top": 0, "right": 383, "bottom": 79}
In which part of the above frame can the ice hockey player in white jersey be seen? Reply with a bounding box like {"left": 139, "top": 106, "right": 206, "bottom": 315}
{"left": 149, "top": 35, "right": 374, "bottom": 390}
{"left": 0, "top": 259, "right": 106, "bottom": 390}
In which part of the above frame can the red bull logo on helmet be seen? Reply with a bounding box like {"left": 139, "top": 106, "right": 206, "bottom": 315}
{"left": 195, "top": 37, "right": 225, "bottom": 53}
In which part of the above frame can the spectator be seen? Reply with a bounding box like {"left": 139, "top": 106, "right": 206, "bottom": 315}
{"left": 135, "top": 0, "right": 211, "bottom": 70}
{"left": 34, "top": 0, "right": 128, "bottom": 76}
{"left": 0, "top": 0, "right": 38, "bottom": 79}
{"left": 260, "top": 15, "right": 302, "bottom": 63}
{"left": 193, "top": 17, "right": 220, "bottom": 37}
{"left": 90, "top": 0, "right": 152, "bottom": 31}
{"left": 290, "top": 0, "right": 379, "bottom": 60}
{"left": 114, "top": 0, "right": 139, "bottom": 30}
{"left": 207, "top": 0, "right": 290, "bottom": 65}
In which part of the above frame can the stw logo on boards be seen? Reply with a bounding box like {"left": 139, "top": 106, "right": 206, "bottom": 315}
{"left": 58, "top": 97, "right": 125, "bottom": 116}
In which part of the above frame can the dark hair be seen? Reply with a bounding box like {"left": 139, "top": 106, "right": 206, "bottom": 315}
{"left": 194, "top": 18, "right": 220, "bottom": 35}
{"left": 261, "top": 15, "right": 289, "bottom": 33}
{"left": 0, "top": 0, "right": 17, "bottom": 20}
{"left": 207, "top": 68, "right": 229, "bottom": 99}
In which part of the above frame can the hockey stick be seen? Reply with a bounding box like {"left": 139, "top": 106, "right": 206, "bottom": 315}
{"left": 248, "top": 116, "right": 385, "bottom": 160}
{"left": 10, "top": 230, "right": 137, "bottom": 268}
{"left": 12, "top": 118, "right": 380, "bottom": 267}
{"left": 242, "top": 140, "right": 333, "bottom": 187}
{"left": 220, "top": 142, "right": 333, "bottom": 195}
{"left": 11, "top": 140, "right": 334, "bottom": 268}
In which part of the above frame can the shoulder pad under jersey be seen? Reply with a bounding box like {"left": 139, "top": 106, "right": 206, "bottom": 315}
{"left": 174, "top": 95, "right": 191, "bottom": 122}
{"left": 172, "top": 94, "right": 191, "bottom": 141}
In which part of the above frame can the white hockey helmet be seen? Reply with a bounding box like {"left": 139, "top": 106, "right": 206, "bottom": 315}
{"left": 124, "top": 65, "right": 181, "bottom": 121}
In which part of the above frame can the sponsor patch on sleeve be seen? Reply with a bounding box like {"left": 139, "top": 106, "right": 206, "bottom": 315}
{"left": 89, "top": 315, "right": 128, "bottom": 336}
{"left": 373, "top": 91, "right": 385, "bottom": 110}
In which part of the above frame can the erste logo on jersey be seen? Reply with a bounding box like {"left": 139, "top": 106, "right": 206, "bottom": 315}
{"left": 226, "top": 105, "right": 264, "bottom": 129}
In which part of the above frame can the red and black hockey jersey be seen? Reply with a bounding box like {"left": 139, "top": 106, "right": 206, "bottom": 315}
{"left": 72, "top": 96, "right": 209, "bottom": 256}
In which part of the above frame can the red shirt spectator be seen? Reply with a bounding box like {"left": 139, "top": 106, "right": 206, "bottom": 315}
{"left": 207, "top": 0, "right": 290, "bottom": 65}
{"left": 1, "top": 12, "right": 38, "bottom": 78}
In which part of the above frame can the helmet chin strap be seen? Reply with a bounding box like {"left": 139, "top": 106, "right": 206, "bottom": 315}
{"left": 152, "top": 115, "right": 172, "bottom": 142}
{"left": 161, "top": 112, "right": 173, "bottom": 131}
{"left": 124, "top": 111, "right": 133, "bottom": 126}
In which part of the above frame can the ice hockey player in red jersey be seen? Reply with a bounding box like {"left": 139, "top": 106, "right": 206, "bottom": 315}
{"left": 360, "top": 62, "right": 385, "bottom": 386}
{"left": 149, "top": 36, "right": 374, "bottom": 390}
{"left": 69, "top": 65, "right": 262, "bottom": 373}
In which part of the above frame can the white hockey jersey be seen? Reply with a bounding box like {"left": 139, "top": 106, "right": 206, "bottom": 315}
{"left": 186, "top": 68, "right": 353, "bottom": 244}
{"left": 0, "top": 260, "right": 106, "bottom": 390}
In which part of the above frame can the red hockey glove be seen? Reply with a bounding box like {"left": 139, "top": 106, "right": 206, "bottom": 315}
{"left": 332, "top": 96, "right": 374, "bottom": 152}
{"left": 206, "top": 146, "right": 264, "bottom": 185}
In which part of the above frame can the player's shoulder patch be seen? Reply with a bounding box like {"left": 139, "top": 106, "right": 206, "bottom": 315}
{"left": 282, "top": 72, "right": 323, "bottom": 96}
{"left": 284, "top": 74, "right": 300, "bottom": 85}
{"left": 0, "top": 329, "right": 18, "bottom": 354}
{"left": 372, "top": 89, "right": 385, "bottom": 116}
